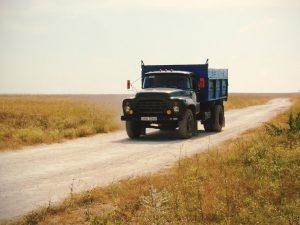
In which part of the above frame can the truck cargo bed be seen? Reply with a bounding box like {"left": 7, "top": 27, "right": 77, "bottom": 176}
{"left": 141, "top": 63, "right": 228, "bottom": 102}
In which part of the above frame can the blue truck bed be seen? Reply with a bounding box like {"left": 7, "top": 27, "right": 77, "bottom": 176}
{"left": 141, "top": 63, "right": 228, "bottom": 102}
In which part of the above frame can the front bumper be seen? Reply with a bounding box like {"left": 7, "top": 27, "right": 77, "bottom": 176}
{"left": 121, "top": 115, "right": 181, "bottom": 122}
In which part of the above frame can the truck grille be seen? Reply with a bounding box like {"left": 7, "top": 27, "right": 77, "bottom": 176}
{"left": 135, "top": 99, "right": 165, "bottom": 114}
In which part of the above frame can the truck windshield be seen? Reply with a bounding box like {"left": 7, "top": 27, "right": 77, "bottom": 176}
{"left": 143, "top": 75, "right": 191, "bottom": 89}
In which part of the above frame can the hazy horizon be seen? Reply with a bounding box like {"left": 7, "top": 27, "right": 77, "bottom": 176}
{"left": 0, "top": 91, "right": 298, "bottom": 95}
{"left": 1, "top": 0, "right": 300, "bottom": 94}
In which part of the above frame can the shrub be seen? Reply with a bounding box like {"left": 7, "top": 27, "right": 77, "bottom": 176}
{"left": 62, "top": 128, "right": 77, "bottom": 138}
{"left": 13, "top": 128, "right": 44, "bottom": 144}
{"left": 288, "top": 112, "right": 296, "bottom": 130}
{"left": 76, "top": 126, "right": 96, "bottom": 137}
{"left": 47, "top": 129, "right": 61, "bottom": 142}
{"left": 266, "top": 110, "right": 300, "bottom": 135}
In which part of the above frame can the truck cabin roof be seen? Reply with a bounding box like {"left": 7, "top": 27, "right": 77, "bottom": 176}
{"left": 145, "top": 70, "right": 193, "bottom": 76}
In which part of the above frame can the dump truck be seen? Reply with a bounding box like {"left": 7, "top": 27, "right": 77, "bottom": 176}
{"left": 121, "top": 60, "right": 228, "bottom": 139}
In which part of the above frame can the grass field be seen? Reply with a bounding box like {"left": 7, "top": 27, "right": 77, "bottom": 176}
{"left": 0, "top": 94, "right": 276, "bottom": 151}
{"left": 0, "top": 95, "right": 120, "bottom": 151}
{"left": 3, "top": 94, "right": 299, "bottom": 225}
{"left": 225, "top": 93, "right": 274, "bottom": 110}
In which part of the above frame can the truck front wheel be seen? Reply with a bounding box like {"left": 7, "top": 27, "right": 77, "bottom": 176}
{"left": 126, "top": 121, "right": 144, "bottom": 139}
{"left": 178, "top": 109, "right": 195, "bottom": 139}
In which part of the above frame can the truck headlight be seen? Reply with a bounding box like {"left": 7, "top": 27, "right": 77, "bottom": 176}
{"left": 123, "top": 101, "right": 133, "bottom": 115}
{"left": 124, "top": 106, "right": 131, "bottom": 113}
{"left": 172, "top": 100, "right": 180, "bottom": 113}
{"left": 173, "top": 106, "right": 179, "bottom": 112}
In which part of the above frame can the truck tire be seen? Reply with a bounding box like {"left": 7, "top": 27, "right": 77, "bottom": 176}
{"left": 126, "top": 121, "right": 143, "bottom": 139}
{"left": 211, "top": 105, "right": 224, "bottom": 132}
{"left": 203, "top": 120, "right": 212, "bottom": 132}
{"left": 203, "top": 105, "right": 224, "bottom": 132}
{"left": 194, "top": 117, "right": 198, "bottom": 135}
{"left": 178, "top": 109, "right": 195, "bottom": 139}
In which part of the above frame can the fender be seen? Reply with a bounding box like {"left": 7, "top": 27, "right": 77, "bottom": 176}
{"left": 171, "top": 97, "right": 200, "bottom": 115}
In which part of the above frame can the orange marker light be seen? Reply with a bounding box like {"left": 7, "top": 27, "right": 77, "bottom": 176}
{"left": 198, "top": 77, "right": 205, "bottom": 89}
{"left": 127, "top": 80, "right": 131, "bottom": 89}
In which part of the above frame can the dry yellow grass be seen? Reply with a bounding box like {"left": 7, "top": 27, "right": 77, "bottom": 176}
{"left": 0, "top": 95, "right": 121, "bottom": 151}
{"left": 225, "top": 93, "right": 276, "bottom": 110}
{"left": 3, "top": 94, "right": 299, "bottom": 225}
{"left": 0, "top": 93, "right": 275, "bottom": 151}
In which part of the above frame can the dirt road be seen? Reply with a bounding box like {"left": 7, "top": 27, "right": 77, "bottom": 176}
{"left": 0, "top": 98, "right": 291, "bottom": 219}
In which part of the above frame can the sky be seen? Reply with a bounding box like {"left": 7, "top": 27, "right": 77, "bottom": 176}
{"left": 0, "top": 0, "right": 300, "bottom": 94}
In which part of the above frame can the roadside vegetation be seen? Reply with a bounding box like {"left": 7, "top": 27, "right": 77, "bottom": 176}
{"left": 225, "top": 93, "right": 275, "bottom": 110}
{"left": 0, "top": 95, "right": 120, "bottom": 151}
{"left": 4, "top": 95, "right": 299, "bottom": 225}
{"left": 0, "top": 94, "right": 274, "bottom": 151}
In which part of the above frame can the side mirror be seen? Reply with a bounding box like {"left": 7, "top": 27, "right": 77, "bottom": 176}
{"left": 127, "top": 80, "right": 131, "bottom": 89}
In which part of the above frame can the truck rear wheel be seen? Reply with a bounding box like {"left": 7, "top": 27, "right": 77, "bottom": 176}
{"left": 178, "top": 109, "right": 195, "bottom": 139}
{"left": 211, "top": 105, "right": 224, "bottom": 132}
{"left": 203, "top": 105, "right": 224, "bottom": 132}
{"left": 126, "top": 121, "right": 144, "bottom": 139}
